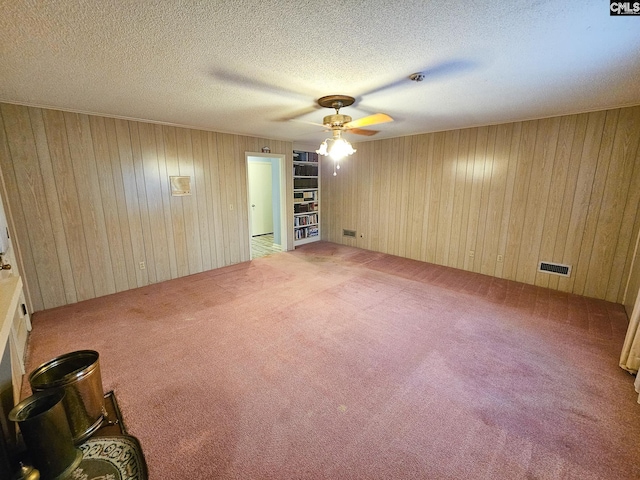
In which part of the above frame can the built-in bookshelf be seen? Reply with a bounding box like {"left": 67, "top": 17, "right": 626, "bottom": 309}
{"left": 293, "top": 150, "right": 320, "bottom": 246}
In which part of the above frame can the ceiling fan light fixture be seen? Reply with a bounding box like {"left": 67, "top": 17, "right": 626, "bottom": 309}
{"left": 316, "top": 130, "right": 356, "bottom": 161}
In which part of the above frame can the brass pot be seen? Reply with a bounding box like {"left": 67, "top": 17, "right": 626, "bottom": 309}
{"left": 9, "top": 391, "right": 82, "bottom": 480}
{"left": 29, "top": 350, "right": 104, "bottom": 444}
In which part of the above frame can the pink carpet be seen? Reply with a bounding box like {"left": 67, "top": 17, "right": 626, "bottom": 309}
{"left": 24, "top": 242, "right": 640, "bottom": 479}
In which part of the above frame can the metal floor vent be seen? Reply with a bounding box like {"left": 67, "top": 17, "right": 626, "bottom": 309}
{"left": 538, "top": 261, "right": 571, "bottom": 277}
{"left": 343, "top": 229, "right": 357, "bottom": 238}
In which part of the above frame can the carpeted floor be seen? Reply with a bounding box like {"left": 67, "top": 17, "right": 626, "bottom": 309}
{"left": 23, "top": 242, "right": 640, "bottom": 479}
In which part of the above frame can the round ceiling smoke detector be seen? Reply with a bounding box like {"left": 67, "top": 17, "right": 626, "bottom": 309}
{"left": 410, "top": 73, "right": 425, "bottom": 82}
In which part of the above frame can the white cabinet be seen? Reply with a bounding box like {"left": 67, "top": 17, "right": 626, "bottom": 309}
{"left": 293, "top": 150, "right": 320, "bottom": 246}
{"left": 0, "top": 277, "right": 29, "bottom": 402}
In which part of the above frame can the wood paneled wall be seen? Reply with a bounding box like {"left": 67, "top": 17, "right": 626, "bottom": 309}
{"left": 322, "top": 106, "right": 640, "bottom": 305}
{"left": 624, "top": 230, "right": 640, "bottom": 316}
{"left": 0, "top": 103, "right": 293, "bottom": 312}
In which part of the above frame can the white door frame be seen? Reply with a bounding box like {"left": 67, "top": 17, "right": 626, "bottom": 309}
{"left": 248, "top": 161, "right": 274, "bottom": 237}
{"left": 245, "top": 152, "right": 288, "bottom": 259}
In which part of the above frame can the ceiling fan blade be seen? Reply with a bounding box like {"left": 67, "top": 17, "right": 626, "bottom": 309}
{"left": 289, "top": 119, "right": 327, "bottom": 128}
{"left": 347, "top": 128, "right": 379, "bottom": 136}
{"left": 359, "top": 60, "right": 477, "bottom": 97}
{"left": 209, "top": 68, "right": 312, "bottom": 102}
{"left": 278, "top": 105, "right": 322, "bottom": 122}
{"left": 343, "top": 113, "right": 393, "bottom": 129}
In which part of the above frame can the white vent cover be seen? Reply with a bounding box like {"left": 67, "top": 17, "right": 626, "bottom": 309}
{"left": 538, "top": 261, "right": 571, "bottom": 277}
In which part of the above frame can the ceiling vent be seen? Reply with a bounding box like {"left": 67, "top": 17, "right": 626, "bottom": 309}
{"left": 538, "top": 261, "right": 571, "bottom": 277}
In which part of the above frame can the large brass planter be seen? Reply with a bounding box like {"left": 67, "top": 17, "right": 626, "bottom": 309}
{"left": 29, "top": 350, "right": 105, "bottom": 444}
{"left": 9, "top": 390, "right": 83, "bottom": 479}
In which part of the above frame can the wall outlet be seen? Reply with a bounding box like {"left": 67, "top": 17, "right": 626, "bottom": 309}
{"left": 229, "top": 204, "right": 234, "bottom": 211}
{"left": 469, "top": 250, "right": 475, "bottom": 258}
{"left": 497, "top": 254, "right": 504, "bottom": 263}
{"left": 139, "top": 261, "right": 146, "bottom": 270}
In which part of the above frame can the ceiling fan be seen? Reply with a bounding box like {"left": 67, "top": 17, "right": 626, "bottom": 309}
{"left": 311, "top": 95, "right": 393, "bottom": 174}
{"left": 313, "top": 94, "right": 393, "bottom": 137}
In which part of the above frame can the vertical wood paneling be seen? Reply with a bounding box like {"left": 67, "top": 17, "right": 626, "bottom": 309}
{"left": 0, "top": 104, "right": 292, "bottom": 310}
{"left": 129, "top": 122, "right": 157, "bottom": 284}
{"left": 573, "top": 110, "right": 619, "bottom": 296}
{"left": 494, "top": 122, "right": 521, "bottom": 279}
{"left": 1, "top": 105, "right": 64, "bottom": 309}
{"left": 369, "top": 141, "right": 383, "bottom": 252}
{"left": 542, "top": 115, "right": 580, "bottom": 290}
{"left": 30, "top": 108, "right": 79, "bottom": 304}
{"left": 104, "top": 118, "right": 138, "bottom": 290}
{"left": 390, "top": 138, "right": 405, "bottom": 256}
{"left": 206, "top": 132, "right": 225, "bottom": 267}
{"left": 88, "top": 116, "right": 130, "bottom": 293}
{"left": 465, "top": 127, "right": 487, "bottom": 272}
{"left": 556, "top": 111, "right": 607, "bottom": 294}
{"left": 325, "top": 106, "right": 640, "bottom": 304}
{"left": 115, "top": 119, "right": 148, "bottom": 287}
{"left": 0, "top": 110, "right": 43, "bottom": 312}
{"left": 233, "top": 135, "right": 250, "bottom": 262}
{"left": 175, "top": 127, "right": 203, "bottom": 274}
{"left": 623, "top": 223, "right": 640, "bottom": 315}
{"left": 449, "top": 130, "right": 468, "bottom": 268}
{"left": 138, "top": 121, "right": 171, "bottom": 283}
{"left": 396, "top": 137, "right": 411, "bottom": 258}
{"left": 427, "top": 133, "right": 444, "bottom": 264}
{"left": 505, "top": 121, "right": 538, "bottom": 281}
{"left": 504, "top": 121, "right": 536, "bottom": 280}
{"left": 349, "top": 146, "right": 360, "bottom": 248}
{"left": 343, "top": 153, "right": 356, "bottom": 246}
{"left": 482, "top": 123, "right": 511, "bottom": 277}
{"left": 64, "top": 112, "right": 117, "bottom": 298}
{"left": 154, "top": 124, "right": 178, "bottom": 279}
{"left": 518, "top": 117, "right": 560, "bottom": 286}
{"left": 475, "top": 125, "right": 496, "bottom": 275}
{"left": 0, "top": 101, "right": 638, "bottom": 309}
{"left": 378, "top": 139, "right": 393, "bottom": 254}
{"left": 437, "top": 130, "right": 458, "bottom": 265}
{"left": 588, "top": 107, "right": 640, "bottom": 300}
{"left": 357, "top": 142, "right": 373, "bottom": 250}
{"left": 405, "top": 137, "right": 422, "bottom": 260}
{"left": 618, "top": 145, "right": 640, "bottom": 307}
{"left": 192, "top": 130, "right": 212, "bottom": 272}
{"left": 456, "top": 129, "right": 477, "bottom": 270}
{"left": 218, "top": 133, "right": 239, "bottom": 264}
{"left": 162, "top": 126, "right": 189, "bottom": 278}
{"left": 44, "top": 109, "right": 96, "bottom": 301}
{"left": 418, "top": 135, "right": 435, "bottom": 262}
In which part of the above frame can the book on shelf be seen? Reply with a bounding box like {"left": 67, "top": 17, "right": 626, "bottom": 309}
{"left": 293, "top": 163, "right": 318, "bottom": 176}
{"left": 294, "top": 213, "right": 318, "bottom": 227}
{"left": 294, "top": 178, "right": 318, "bottom": 189}
{"left": 293, "top": 150, "right": 319, "bottom": 163}
{"left": 293, "top": 202, "right": 318, "bottom": 214}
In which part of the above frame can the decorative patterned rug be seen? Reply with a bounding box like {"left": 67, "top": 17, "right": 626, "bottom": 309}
{"left": 72, "top": 436, "right": 146, "bottom": 480}
{"left": 69, "top": 392, "right": 148, "bottom": 480}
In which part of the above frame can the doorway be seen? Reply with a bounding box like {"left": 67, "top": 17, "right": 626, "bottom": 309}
{"left": 246, "top": 153, "right": 287, "bottom": 259}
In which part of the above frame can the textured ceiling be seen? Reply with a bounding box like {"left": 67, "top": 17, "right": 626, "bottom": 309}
{"left": 1, "top": 1, "right": 639, "bottom": 145}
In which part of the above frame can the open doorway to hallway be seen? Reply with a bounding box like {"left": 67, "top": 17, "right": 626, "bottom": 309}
{"left": 246, "top": 153, "right": 287, "bottom": 259}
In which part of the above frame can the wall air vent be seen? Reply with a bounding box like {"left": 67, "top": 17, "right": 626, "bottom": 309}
{"left": 343, "top": 229, "right": 357, "bottom": 238}
{"left": 538, "top": 261, "right": 571, "bottom": 277}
